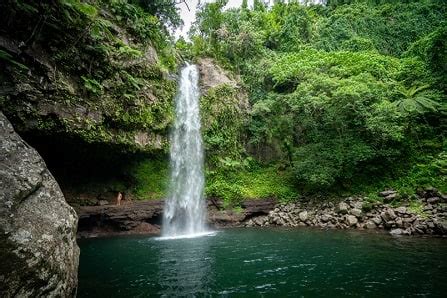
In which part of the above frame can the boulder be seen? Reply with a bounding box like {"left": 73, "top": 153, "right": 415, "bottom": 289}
{"left": 0, "top": 112, "right": 79, "bottom": 296}
{"left": 390, "top": 228, "right": 403, "bottom": 235}
{"left": 336, "top": 202, "right": 349, "bottom": 214}
{"left": 350, "top": 208, "right": 362, "bottom": 218}
{"left": 197, "top": 58, "right": 238, "bottom": 92}
{"left": 383, "top": 193, "right": 397, "bottom": 203}
{"left": 381, "top": 209, "right": 397, "bottom": 222}
{"left": 350, "top": 201, "right": 363, "bottom": 210}
{"left": 427, "top": 197, "right": 440, "bottom": 204}
{"left": 395, "top": 207, "right": 407, "bottom": 215}
{"left": 346, "top": 215, "right": 358, "bottom": 226}
{"left": 321, "top": 214, "right": 331, "bottom": 223}
{"left": 372, "top": 216, "right": 382, "bottom": 225}
{"left": 365, "top": 221, "right": 377, "bottom": 229}
{"left": 299, "top": 211, "right": 308, "bottom": 222}
{"left": 379, "top": 190, "right": 396, "bottom": 197}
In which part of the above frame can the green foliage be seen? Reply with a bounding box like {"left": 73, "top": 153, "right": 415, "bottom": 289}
{"left": 61, "top": 0, "right": 98, "bottom": 19}
{"left": 128, "top": 158, "right": 169, "bottom": 199}
{"left": 0, "top": 50, "right": 28, "bottom": 70}
{"left": 137, "top": 0, "right": 183, "bottom": 29}
{"left": 393, "top": 84, "right": 441, "bottom": 114}
{"left": 201, "top": 84, "right": 248, "bottom": 167}
{"left": 408, "top": 200, "right": 427, "bottom": 218}
{"left": 0, "top": 0, "right": 178, "bottom": 152}
{"left": 206, "top": 166, "right": 298, "bottom": 205}
{"left": 81, "top": 76, "right": 103, "bottom": 94}
{"left": 405, "top": 23, "right": 447, "bottom": 92}
{"left": 190, "top": 0, "right": 447, "bottom": 198}
{"left": 315, "top": 2, "right": 446, "bottom": 56}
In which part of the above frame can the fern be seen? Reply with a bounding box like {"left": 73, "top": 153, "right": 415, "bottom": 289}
{"left": 393, "top": 84, "right": 441, "bottom": 114}
{"left": 0, "top": 50, "right": 29, "bottom": 70}
{"left": 81, "top": 76, "right": 103, "bottom": 94}
{"left": 61, "top": 0, "right": 97, "bottom": 18}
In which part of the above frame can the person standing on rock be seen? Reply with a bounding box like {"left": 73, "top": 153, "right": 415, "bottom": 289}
{"left": 116, "top": 192, "right": 123, "bottom": 206}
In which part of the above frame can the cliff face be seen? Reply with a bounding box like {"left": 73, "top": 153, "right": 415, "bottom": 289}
{"left": 0, "top": 1, "right": 176, "bottom": 153}
{"left": 197, "top": 58, "right": 250, "bottom": 167}
{"left": 0, "top": 112, "right": 79, "bottom": 296}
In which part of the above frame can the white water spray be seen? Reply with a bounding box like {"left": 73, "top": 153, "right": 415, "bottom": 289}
{"left": 162, "top": 63, "right": 208, "bottom": 238}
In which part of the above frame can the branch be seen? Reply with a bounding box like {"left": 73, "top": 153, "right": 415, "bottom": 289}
{"left": 175, "top": 0, "right": 190, "bottom": 11}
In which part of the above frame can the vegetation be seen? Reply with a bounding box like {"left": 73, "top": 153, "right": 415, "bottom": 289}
{"left": 0, "top": 0, "right": 445, "bottom": 204}
{"left": 0, "top": 0, "right": 177, "bottom": 151}
{"left": 189, "top": 0, "right": 447, "bottom": 203}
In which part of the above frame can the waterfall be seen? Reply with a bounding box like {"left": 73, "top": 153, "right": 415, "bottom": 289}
{"left": 162, "top": 63, "right": 207, "bottom": 238}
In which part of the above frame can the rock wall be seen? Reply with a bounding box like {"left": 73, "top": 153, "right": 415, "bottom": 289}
{"left": 196, "top": 58, "right": 250, "bottom": 167}
{"left": 0, "top": 112, "right": 79, "bottom": 297}
{"left": 0, "top": 1, "right": 176, "bottom": 153}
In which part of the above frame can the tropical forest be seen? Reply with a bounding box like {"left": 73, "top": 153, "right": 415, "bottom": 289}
{"left": 0, "top": 0, "right": 446, "bottom": 297}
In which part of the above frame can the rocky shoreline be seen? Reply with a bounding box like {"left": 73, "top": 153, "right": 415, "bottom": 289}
{"left": 247, "top": 189, "right": 447, "bottom": 236}
{"left": 75, "top": 188, "right": 447, "bottom": 238}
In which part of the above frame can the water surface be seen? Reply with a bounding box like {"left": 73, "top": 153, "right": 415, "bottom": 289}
{"left": 78, "top": 228, "right": 447, "bottom": 297}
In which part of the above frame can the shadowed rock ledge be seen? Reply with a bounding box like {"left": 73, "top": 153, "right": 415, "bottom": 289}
{"left": 0, "top": 112, "right": 79, "bottom": 297}
{"left": 75, "top": 199, "right": 276, "bottom": 238}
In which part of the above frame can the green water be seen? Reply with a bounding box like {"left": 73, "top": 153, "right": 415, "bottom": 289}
{"left": 78, "top": 228, "right": 447, "bottom": 297}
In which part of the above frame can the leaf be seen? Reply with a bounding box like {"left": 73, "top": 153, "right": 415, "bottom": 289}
{"left": 0, "top": 50, "right": 29, "bottom": 71}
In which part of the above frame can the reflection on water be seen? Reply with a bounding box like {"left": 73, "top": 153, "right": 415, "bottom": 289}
{"left": 78, "top": 228, "right": 447, "bottom": 297}
{"left": 156, "top": 235, "right": 214, "bottom": 296}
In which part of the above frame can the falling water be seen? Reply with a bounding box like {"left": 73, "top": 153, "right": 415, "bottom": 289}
{"left": 162, "top": 63, "right": 207, "bottom": 238}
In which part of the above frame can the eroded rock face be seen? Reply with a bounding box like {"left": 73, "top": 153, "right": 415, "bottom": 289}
{"left": 197, "top": 58, "right": 238, "bottom": 92}
{"left": 0, "top": 112, "right": 79, "bottom": 297}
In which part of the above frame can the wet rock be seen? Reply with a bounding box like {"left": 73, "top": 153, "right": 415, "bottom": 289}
{"left": 0, "top": 112, "right": 79, "bottom": 296}
{"left": 78, "top": 200, "right": 164, "bottom": 235}
{"left": 365, "top": 221, "right": 377, "bottom": 229}
{"left": 241, "top": 199, "right": 276, "bottom": 215}
{"left": 390, "top": 228, "right": 403, "bottom": 235}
